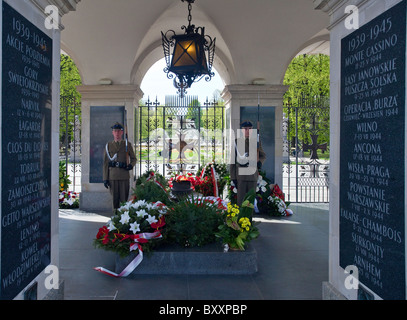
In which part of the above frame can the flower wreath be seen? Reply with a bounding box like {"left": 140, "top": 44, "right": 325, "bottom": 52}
{"left": 228, "top": 174, "right": 293, "bottom": 217}
{"left": 94, "top": 199, "right": 167, "bottom": 277}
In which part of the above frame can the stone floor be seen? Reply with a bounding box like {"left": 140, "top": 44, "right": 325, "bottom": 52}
{"left": 59, "top": 203, "right": 329, "bottom": 300}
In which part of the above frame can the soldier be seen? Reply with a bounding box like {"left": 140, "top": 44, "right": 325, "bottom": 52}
{"left": 230, "top": 120, "right": 266, "bottom": 206}
{"left": 103, "top": 122, "right": 137, "bottom": 210}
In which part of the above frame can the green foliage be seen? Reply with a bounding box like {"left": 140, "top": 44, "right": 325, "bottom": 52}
{"left": 216, "top": 190, "right": 259, "bottom": 250}
{"left": 60, "top": 54, "right": 82, "bottom": 99}
{"left": 284, "top": 54, "right": 330, "bottom": 99}
{"left": 60, "top": 54, "right": 82, "bottom": 151}
{"left": 165, "top": 196, "right": 224, "bottom": 247}
{"left": 132, "top": 174, "right": 172, "bottom": 205}
{"left": 283, "top": 54, "right": 330, "bottom": 151}
{"left": 59, "top": 161, "right": 71, "bottom": 192}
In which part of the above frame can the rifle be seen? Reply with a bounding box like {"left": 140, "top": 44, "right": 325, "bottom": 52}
{"left": 124, "top": 109, "right": 130, "bottom": 165}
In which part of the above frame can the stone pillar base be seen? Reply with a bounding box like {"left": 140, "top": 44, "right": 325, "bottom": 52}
{"left": 322, "top": 281, "right": 347, "bottom": 300}
{"left": 80, "top": 191, "right": 113, "bottom": 214}
{"left": 43, "top": 280, "right": 65, "bottom": 300}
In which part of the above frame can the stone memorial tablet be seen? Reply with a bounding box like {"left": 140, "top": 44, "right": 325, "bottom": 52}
{"left": 1, "top": 2, "right": 52, "bottom": 300}
{"left": 340, "top": 1, "right": 406, "bottom": 300}
{"left": 89, "top": 106, "right": 125, "bottom": 183}
{"left": 240, "top": 106, "right": 275, "bottom": 182}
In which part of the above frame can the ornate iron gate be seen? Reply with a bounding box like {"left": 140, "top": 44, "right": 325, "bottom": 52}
{"left": 283, "top": 95, "right": 330, "bottom": 203}
{"left": 60, "top": 96, "right": 82, "bottom": 192}
{"left": 136, "top": 95, "right": 225, "bottom": 178}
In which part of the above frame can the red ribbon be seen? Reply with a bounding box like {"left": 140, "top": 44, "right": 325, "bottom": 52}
{"left": 200, "top": 163, "right": 218, "bottom": 197}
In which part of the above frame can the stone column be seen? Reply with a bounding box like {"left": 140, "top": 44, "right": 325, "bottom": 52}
{"left": 77, "top": 84, "right": 143, "bottom": 212}
{"left": 316, "top": 0, "right": 407, "bottom": 300}
{"left": 221, "top": 84, "right": 288, "bottom": 188}
{"left": 0, "top": 0, "right": 78, "bottom": 301}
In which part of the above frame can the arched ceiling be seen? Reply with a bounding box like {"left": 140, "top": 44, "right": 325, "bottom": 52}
{"left": 61, "top": 0, "right": 330, "bottom": 87}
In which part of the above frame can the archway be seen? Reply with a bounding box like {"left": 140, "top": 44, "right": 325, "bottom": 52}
{"left": 136, "top": 57, "right": 227, "bottom": 179}
{"left": 282, "top": 50, "right": 331, "bottom": 203}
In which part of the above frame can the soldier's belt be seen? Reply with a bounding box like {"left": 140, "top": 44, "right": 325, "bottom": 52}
{"left": 238, "top": 163, "right": 250, "bottom": 168}
{"left": 109, "top": 161, "right": 127, "bottom": 168}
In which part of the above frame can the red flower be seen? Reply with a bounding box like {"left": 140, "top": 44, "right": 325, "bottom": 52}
{"left": 272, "top": 184, "right": 285, "bottom": 201}
{"left": 151, "top": 216, "right": 166, "bottom": 230}
{"left": 96, "top": 226, "right": 110, "bottom": 244}
{"left": 96, "top": 226, "right": 109, "bottom": 239}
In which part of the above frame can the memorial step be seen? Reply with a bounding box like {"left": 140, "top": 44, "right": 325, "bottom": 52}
{"left": 115, "top": 242, "right": 258, "bottom": 277}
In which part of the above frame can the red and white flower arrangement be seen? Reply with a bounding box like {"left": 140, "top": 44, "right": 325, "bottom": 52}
{"left": 59, "top": 191, "right": 80, "bottom": 209}
{"left": 94, "top": 200, "right": 167, "bottom": 258}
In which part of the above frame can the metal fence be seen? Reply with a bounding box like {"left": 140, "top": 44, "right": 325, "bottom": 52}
{"left": 60, "top": 96, "right": 82, "bottom": 192}
{"left": 136, "top": 95, "right": 225, "bottom": 178}
{"left": 283, "top": 95, "right": 330, "bottom": 203}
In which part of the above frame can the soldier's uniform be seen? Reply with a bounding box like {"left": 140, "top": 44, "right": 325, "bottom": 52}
{"left": 230, "top": 121, "right": 266, "bottom": 206}
{"left": 103, "top": 123, "right": 137, "bottom": 210}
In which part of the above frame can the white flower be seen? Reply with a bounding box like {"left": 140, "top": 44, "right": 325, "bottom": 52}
{"left": 152, "top": 201, "right": 167, "bottom": 214}
{"left": 136, "top": 200, "right": 147, "bottom": 207}
{"left": 146, "top": 203, "right": 154, "bottom": 210}
{"left": 136, "top": 209, "right": 148, "bottom": 218}
{"left": 119, "top": 202, "right": 131, "bottom": 211}
{"left": 120, "top": 211, "right": 131, "bottom": 224}
{"left": 152, "top": 201, "right": 163, "bottom": 208}
{"left": 261, "top": 186, "right": 267, "bottom": 192}
{"left": 130, "top": 222, "right": 140, "bottom": 234}
{"left": 233, "top": 187, "right": 238, "bottom": 194}
{"left": 107, "top": 220, "right": 116, "bottom": 231}
{"left": 277, "top": 199, "right": 287, "bottom": 213}
{"left": 158, "top": 207, "right": 167, "bottom": 214}
{"left": 146, "top": 215, "right": 158, "bottom": 224}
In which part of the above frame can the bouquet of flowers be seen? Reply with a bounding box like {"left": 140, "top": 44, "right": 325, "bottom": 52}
{"left": 196, "top": 163, "right": 228, "bottom": 197}
{"left": 168, "top": 172, "right": 197, "bottom": 190}
{"left": 216, "top": 189, "right": 259, "bottom": 251}
{"left": 269, "top": 184, "right": 293, "bottom": 216}
{"left": 59, "top": 191, "right": 80, "bottom": 209}
{"left": 94, "top": 199, "right": 167, "bottom": 258}
{"left": 250, "top": 173, "right": 292, "bottom": 217}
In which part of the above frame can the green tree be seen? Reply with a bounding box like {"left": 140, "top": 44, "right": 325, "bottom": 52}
{"left": 60, "top": 54, "right": 82, "bottom": 155}
{"left": 60, "top": 54, "right": 82, "bottom": 99}
{"left": 284, "top": 54, "right": 330, "bottom": 99}
{"left": 283, "top": 54, "right": 330, "bottom": 153}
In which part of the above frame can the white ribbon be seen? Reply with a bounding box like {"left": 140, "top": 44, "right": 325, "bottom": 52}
{"left": 94, "top": 231, "right": 162, "bottom": 278}
{"left": 234, "top": 141, "right": 249, "bottom": 165}
{"left": 105, "top": 143, "right": 118, "bottom": 162}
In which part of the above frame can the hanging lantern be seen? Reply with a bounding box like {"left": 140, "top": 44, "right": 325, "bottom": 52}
{"left": 161, "top": 0, "right": 216, "bottom": 98}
